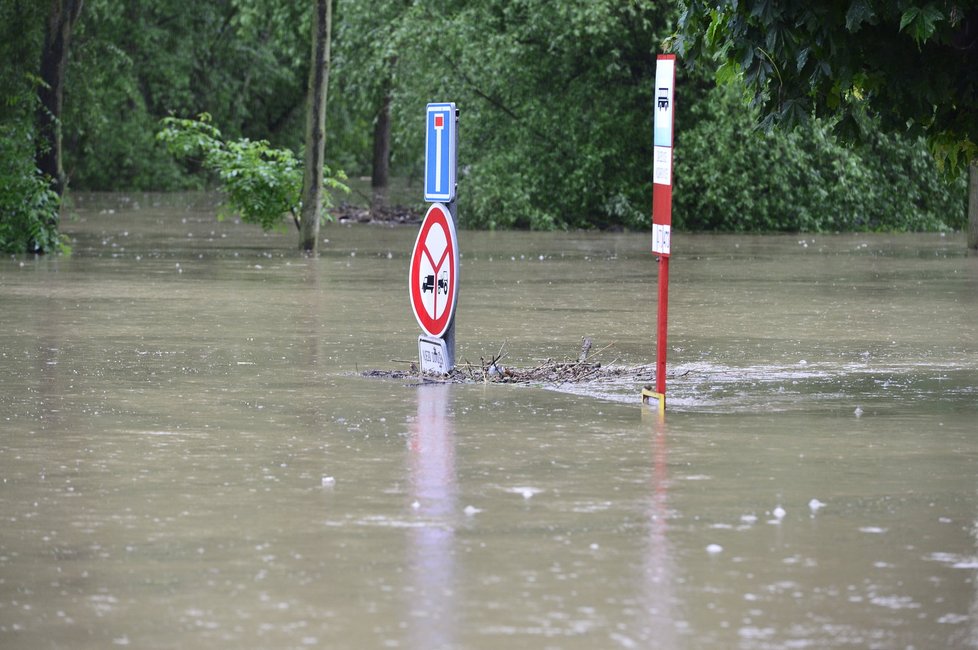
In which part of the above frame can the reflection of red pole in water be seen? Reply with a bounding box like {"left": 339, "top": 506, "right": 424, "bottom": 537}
{"left": 408, "top": 385, "right": 456, "bottom": 648}
{"left": 638, "top": 415, "right": 678, "bottom": 645}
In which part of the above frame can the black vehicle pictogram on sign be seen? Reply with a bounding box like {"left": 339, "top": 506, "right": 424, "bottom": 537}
{"left": 423, "top": 272, "right": 449, "bottom": 295}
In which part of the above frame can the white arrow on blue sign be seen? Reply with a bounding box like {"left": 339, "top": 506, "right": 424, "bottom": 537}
{"left": 424, "top": 103, "right": 456, "bottom": 203}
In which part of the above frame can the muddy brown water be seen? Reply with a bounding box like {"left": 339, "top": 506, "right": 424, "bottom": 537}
{"left": 1, "top": 193, "right": 976, "bottom": 649}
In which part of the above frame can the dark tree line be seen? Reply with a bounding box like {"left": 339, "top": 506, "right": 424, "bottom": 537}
{"left": 1, "top": 0, "right": 972, "bottom": 254}
{"left": 676, "top": 0, "right": 978, "bottom": 247}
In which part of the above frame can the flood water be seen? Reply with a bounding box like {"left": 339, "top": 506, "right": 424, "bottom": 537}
{"left": 2, "top": 193, "right": 977, "bottom": 649}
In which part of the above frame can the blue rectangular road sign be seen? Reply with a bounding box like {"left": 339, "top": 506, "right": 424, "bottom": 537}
{"left": 424, "top": 103, "right": 456, "bottom": 203}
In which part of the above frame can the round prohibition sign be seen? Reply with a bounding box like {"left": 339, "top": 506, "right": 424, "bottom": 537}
{"left": 409, "top": 203, "right": 459, "bottom": 337}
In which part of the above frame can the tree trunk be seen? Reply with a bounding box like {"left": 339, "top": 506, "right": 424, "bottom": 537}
{"left": 370, "top": 66, "right": 394, "bottom": 219}
{"left": 968, "top": 161, "right": 978, "bottom": 250}
{"left": 299, "top": 0, "right": 332, "bottom": 253}
{"left": 36, "top": 0, "right": 84, "bottom": 199}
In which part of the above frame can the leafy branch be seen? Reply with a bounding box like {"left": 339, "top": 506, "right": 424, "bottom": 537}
{"left": 156, "top": 113, "right": 347, "bottom": 232}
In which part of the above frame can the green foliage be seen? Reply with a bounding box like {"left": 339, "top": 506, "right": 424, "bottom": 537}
{"left": 329, "top": 0, "right": 406, "bottom": 177}
{"left": 157, "top": 114, "right": 347, "bottom": 231}
{"left": 65, "top": 0, "right": 312, "bottom": 190}
{"left": 675, "top": 83, "right": 967, "bottom": 232}
{"left": 2, "top": 0, "right": 960, "bottom": 237}
{"left": 0, "top": 2, "right": 67, "bottom": 255}
{"left": 376, "top": 0, "right": 963, "bottom": 232}
{"left": 0, "top": 1, "right": 44, "bottom": 113}
{"left": 899, "top": 4, "right": 945, "bottom": 45}
{"left": 0, "top": 123, "right": 67, "bottom": 254}
{"left": 381, "top": 0, "right": 668, "bottom": 230}
{"left": 675, "top": 0, "right": 978, "bottom": 173}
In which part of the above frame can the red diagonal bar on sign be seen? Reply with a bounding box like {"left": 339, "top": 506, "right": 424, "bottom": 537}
{"left": 423, "top": 246, "right": 449, "bottom": 273}
{"left": 421, "top": 241, "right": 450, "bottom": 320}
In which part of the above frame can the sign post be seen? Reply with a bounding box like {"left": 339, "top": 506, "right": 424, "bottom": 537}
{"left": 413, "top": 103, "right": 459, "bottom": 374}
{"left": 643, "top": 55, "right": 676, "bottom": 415}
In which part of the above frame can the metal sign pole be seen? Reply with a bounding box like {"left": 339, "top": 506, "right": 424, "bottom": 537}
{"left": 442, "top": 109, "right": 460, "bottom": 370}
{"left": 643, "top": 55, "right": 676, "bottom": 415}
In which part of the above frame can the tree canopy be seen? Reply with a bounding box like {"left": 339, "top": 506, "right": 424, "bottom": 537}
{"left": 675, "top": 1, "right": 978, "bottom": 170}
{"left": 1, "top": 0, "right": 972, "bottom": 254}
{"left": 386, "top": 0, "right": 670, "bottom": 229}
{"left": 64, "top": 0, "right": 310, "bottom": 190}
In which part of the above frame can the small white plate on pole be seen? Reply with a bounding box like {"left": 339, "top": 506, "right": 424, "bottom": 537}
{"left": 418, "top": 336, "right": 450, "bottom": 375}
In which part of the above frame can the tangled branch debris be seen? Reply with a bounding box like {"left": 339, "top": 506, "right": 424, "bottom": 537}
{"left": 362, "top": 339, "right": 668, "bottom": 386}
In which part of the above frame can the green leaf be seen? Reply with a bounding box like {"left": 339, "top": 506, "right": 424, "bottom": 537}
{"left": 899, "top": 7, "right": 920, "bottom": 33}
{"left": 900, "top": 4, "right": 944, "bottom": 44}
{"left": 705, "top": 9, "right": 725, "bottom": 47}
{"left": 795, "top": 46, "right": 810, "bottom": 72}
{"left": 716, "top": 58, "right": 742, "bottom": 85}
{"left": 845, "top": 0, "right": 874, "bottom": 32}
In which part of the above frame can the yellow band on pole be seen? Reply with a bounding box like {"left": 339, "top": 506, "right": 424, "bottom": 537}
{"left": 641, "top": 387, "right": 666, "bottom": 416}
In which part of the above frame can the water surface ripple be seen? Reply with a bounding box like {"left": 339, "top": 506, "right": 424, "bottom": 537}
{"left": 1, "top": 195, "right": 976, "bottom": 649}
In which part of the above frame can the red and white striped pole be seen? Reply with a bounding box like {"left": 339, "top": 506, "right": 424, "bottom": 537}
{"left": 644, "top": 54, "right": 676, "bottom": 415}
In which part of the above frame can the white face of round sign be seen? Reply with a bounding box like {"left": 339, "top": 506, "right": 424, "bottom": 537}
{"left": 409, "top": 203, "right": 459, "bottom": 338}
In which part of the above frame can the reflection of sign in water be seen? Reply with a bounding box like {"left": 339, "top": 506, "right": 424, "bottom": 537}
{"left": 408, "top": 385, "right": 456, "bottom": 648}
{"left": 636, "top": 417, "right": 678, "bottom": 645}
{"left": 409, "top": 203, "right": 459, "bottom": 338}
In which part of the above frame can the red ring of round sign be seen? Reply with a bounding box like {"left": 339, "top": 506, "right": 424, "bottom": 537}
{"left": 409, "top": 203, "right": 459, "bottom": 338}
